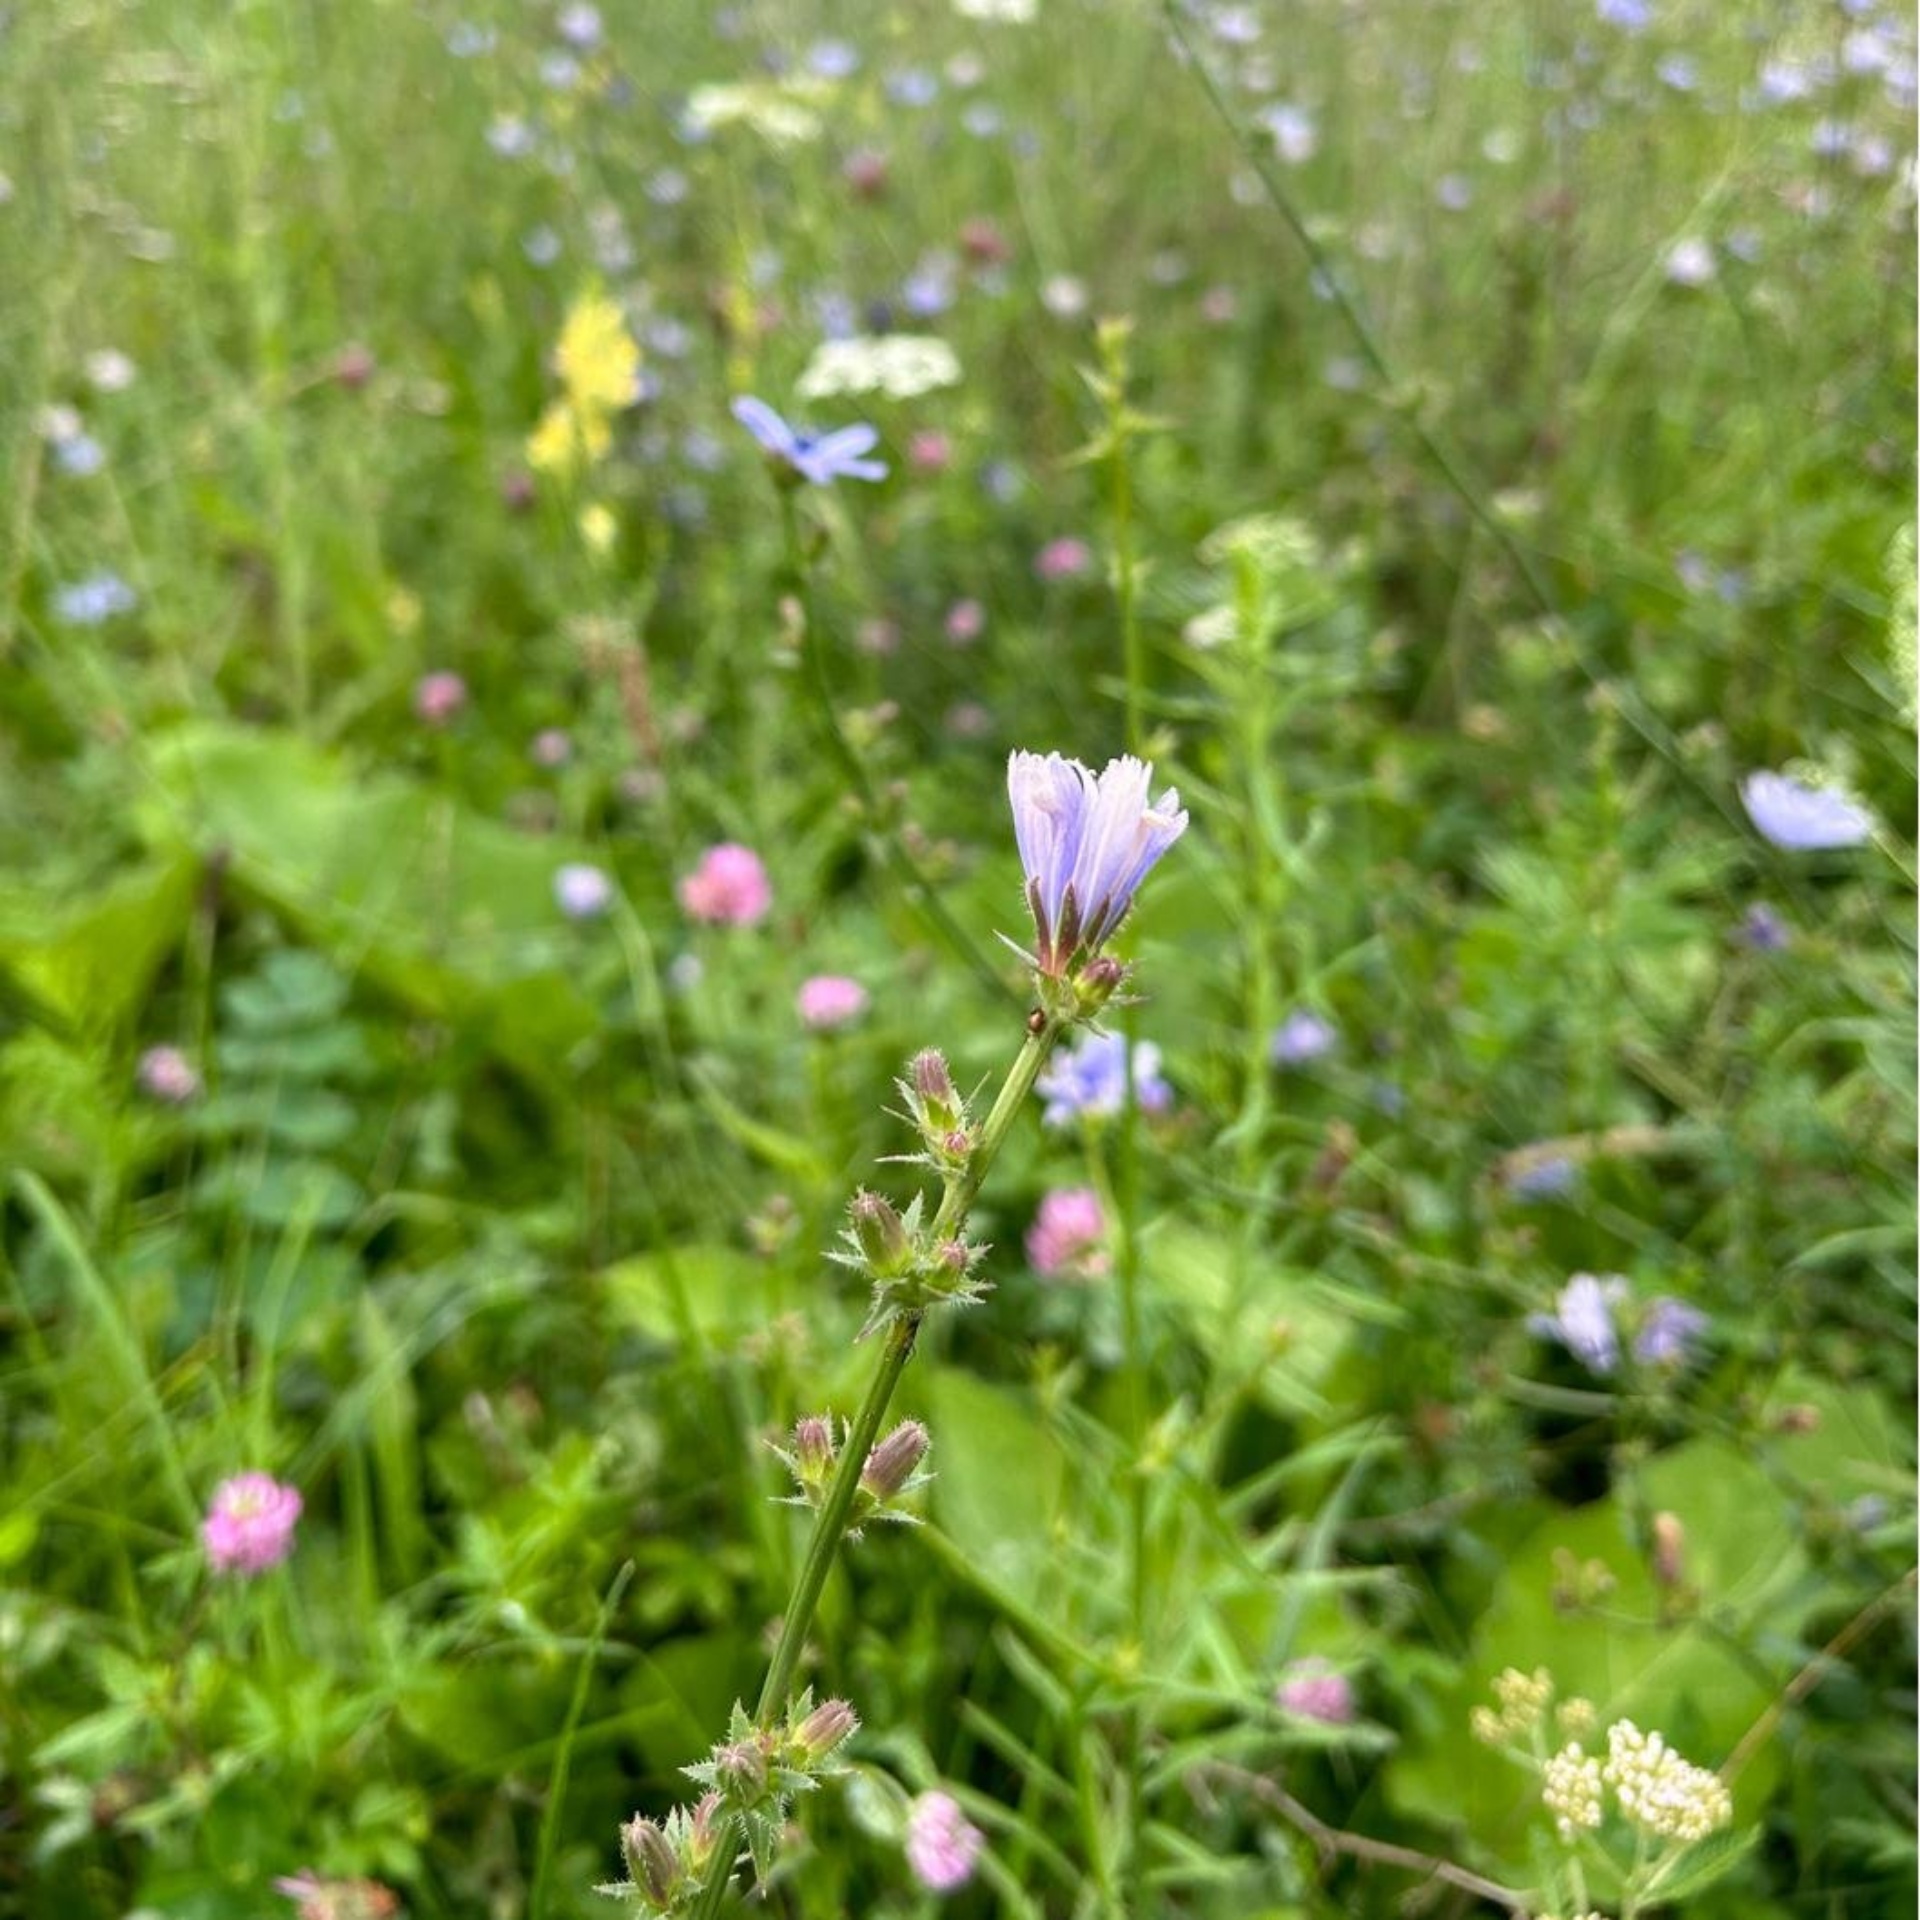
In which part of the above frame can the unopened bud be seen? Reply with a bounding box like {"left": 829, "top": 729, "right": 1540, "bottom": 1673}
{"left": 1075, "top": 955, "right": 1126, "bottom": 1014}
{"left": 792, "top": 1415, "right": 835, "bottom": 1477}
{"left": 685, "top": 1792, "right": 722, "bottom": 1869}
{"left": 913, "top": 1049, "right": 955, "bottom": 1103}
{"left": 941, "top": 1128, "right": 973, "bottom": 1161}
{"left": 792, "top": 1696, "right": 860, "bottom": 1760}
{"left": 1651, "top": 1511, "right": 1686, "bottom": 1589}
{"left": 849, "top": 1190, "right": 912, "bottom": 1275}
{"left": 715, "top": 1737, "right": 769, "bottom": 1797}
{"left": 861, "top": 1420, "right": 930, "bottom": 1500}
{"left": 622, "top": 1817, "right": 678, "bottom": 1904}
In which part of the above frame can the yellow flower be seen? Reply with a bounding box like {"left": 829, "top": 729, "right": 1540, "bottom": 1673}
{"left": 579, "top": 503, "right": 617, "bottom": 554}
{"left": 527, "top": 399, "right": 610, "bottom": 477}
{"left": 554, "top": 292, "right": 640, "bottom": 417}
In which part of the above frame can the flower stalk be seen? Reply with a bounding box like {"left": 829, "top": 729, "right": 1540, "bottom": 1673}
{"left": 685, "top": 1016, "right": 1063, "bottom": 1918}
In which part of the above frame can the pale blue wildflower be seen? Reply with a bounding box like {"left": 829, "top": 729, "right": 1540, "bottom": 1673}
{"left": 731, "top": 397, "right": 887, "bottom": 484}
{"left": 1740, "top": 771, "right": 1873, "bottom": 850}
{"left": 1635, "top": 1297, "right": 1709, "bottom": 1368}
{"left": 1006, "top": 752, "right": 1189, "bottom": 976}
{"left": 52, "top": 571, "right": 137, "bottom": 624}
{"left": 1037, "top": 1030, "right": 1173, "bottom": 1127}
{"left": 1270, "top": 1010, "right": 1338, "bottom": 1068}
{"left": 1529, "top": 1274, "right": 1629, "bottom": 1375}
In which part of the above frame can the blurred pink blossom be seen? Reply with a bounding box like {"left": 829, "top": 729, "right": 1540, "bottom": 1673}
{"left": 905, "top": 1789, "right": 984, "bottom": 1892}
{"left": 1274, "top": 1657, "right": 1354, "bottom": 1724}
{"left": 1034, "top": 536, "right": 1093, "bottom": 581}
{"left": 679, "top": 843, "right": 771, "bottom": 926}
{"left": 1025, "top": 1186, "right": 1109, "bottom": 1280}
{"left": 202, "top": 1473, "right": 303, "bottom": 1576}
{"left": 413, "top": 669, "right": 468, "bottom": 727}
{"left": 797, "top": 974, "right": 869, "bottom": 1030}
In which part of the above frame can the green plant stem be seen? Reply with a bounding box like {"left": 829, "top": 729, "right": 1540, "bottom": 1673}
{"left": 776, "top": 490, "right": 1009, "bottom": 1002}
{"left": 687, "top": 1016, "right": 1062, "bottom": 1918}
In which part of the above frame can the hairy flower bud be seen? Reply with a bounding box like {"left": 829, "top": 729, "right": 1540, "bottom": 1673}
{"left": 792, "top": 1415, "right": 834, "bottom": 1475}
{"left": 714, "top": 1735, "right": 769, "bottom": 1799}
{"left": 912, "top": 1048, "right": 955, "bottom": 1105}
{"left": 848, "top": 1190, "right": 913, "bottom": 1275}
{"left": 621, "top": 1817, "right": 679, "bottom": 1905}
{"left": 791, "top": 1696, "right": 860, "bottom": 1761}
{"left": 861, "top": 1420, "right": 931, "bottom": 1501}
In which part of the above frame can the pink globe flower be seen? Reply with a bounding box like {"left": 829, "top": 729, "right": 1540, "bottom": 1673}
{"left": 202, "top": 1473, "right": 303, "bottom": 1576}
{"left": 1025, "top": 1186, "right": 1109, "bottom": 1281}
{"left": 905, "top": 1789, "right": 984, "bottom": 1893}
{"left": 137, "top": 1045, "right": 202, "bottom": 1105}
{"left": 909, "top": 430, "right": 953, "bottom": 474}
{"left": 797, "top": 974, "right": 869, "bottom": 1030}
{"left": 412, "top": 669, "right": 468, "bottom": 727}
{"left": 944, "top": 597, "right": 986, "bottom": 646}
{"left": 1034, "top": 536, "right": 1093, "bottom": 581}
{"left": 678, "top": 843, "right": 772, "bottom": 926}
{"left": 1274, "top": 1657, "right": 1355, "bottom": 1725}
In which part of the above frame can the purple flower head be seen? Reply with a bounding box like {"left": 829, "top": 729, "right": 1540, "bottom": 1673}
{"left": 1740, "top": 902, "right": 1791, "bottom": 951}
{"left": 1740, "top": 770, "right": 1873, "bottom": 850}
{"left": 1006, "top": 752, "right": 1188, "bottom": 976}
{"left": 1270, "top": 1009, "right": 1338, "bottom": 1068}
{"left": 1529, "top": 1273, "right": 1630, "bottom": 1376}
{"left": 730, "top": 395, "right": 886, "bottom": 485}
{"left": 202, "top": 1472, "right": 303, "bottom": 1575}
{"left": 1274, "top": 1657, "right": 1355, "bottom": 1724}
{"left": 1037, "top": 1030, "right": 1172, "bottom": 1127}
{"left": 1634, "top": 1296, "right": 1709, "bottom": 1368}
{"left": 905, "top": 1790, "right": 984, "bottom": 1892}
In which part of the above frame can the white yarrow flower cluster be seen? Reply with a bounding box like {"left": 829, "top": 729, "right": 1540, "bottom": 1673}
{"left": 1602, "top": 1720, "right": 1733, "bottom": 1843}
{"left": 798, "top": 334, "right": 963, "bottom": 402}
{"left": 1542, "top": 1742, "right": 1604, "bottom": 1839}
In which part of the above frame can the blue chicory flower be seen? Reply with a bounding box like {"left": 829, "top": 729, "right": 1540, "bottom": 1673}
{"left": 1634, "top": 1296, "right": 1709, "bottom": 1368}
{"left": 1739, "top": 902, "right": 1792, "bottom": 951}
{"left": 1740, "top": 770, "right": 1873, "bottom": 850}
{"left": 1270, "top": 1010, "right": 1338, "bottom": 1068}
{"left": 731, "top": 395, "right": 887, "bottom": 485}
{"left": 1036, "top": 1030, "right": 1173, "bottom": 1128}
{"left": 1529, "top": 1273, "right": 1629, "bottom": 1375}
{"left": 1505, "top": 1153, "right": 1579, "bottom": 1201}
{"left": 1006, "top": 752, "right": 1189, "bottom": 977}
{"left": 52, "top": 571, "right": 138, "bottom": 625}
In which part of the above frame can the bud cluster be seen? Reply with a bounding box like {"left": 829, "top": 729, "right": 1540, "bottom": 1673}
{"left": 831, "top": 1188, "right": 990, "bottom": 1335}
{"left": 1601, "top": 1719, "right": 1732, "bottom": 1843}
{"left": 1469, "top": 1665, "right": 1555, "bottom": 1747}
{"left": 606, "top": 1696, "right": 861, "bottom": 1908}
{"left": 770, "top": 1415, "right": 932, "bottom": 1535}
{"left": 892, "top": 1049, "right": 975, "bottom": 1176}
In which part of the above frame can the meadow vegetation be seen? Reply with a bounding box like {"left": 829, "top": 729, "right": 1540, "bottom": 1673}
{"left": 0, "top": 1, "right": 1914, "bottom": 1916}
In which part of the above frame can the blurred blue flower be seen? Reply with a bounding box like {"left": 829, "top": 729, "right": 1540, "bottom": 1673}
{"left": 1739, "top": 902, "right": 1791, "bottom": 951}
{"left": 52, "top": 571, "right": 137, "bottom": 624}
{"left": 731, "top": 397, "right": 887, "bottom": 484}
{"left": 1529, "top": 1273, "right": 1628, "bottom": 1375}
{"left": 808, "top": 38, "right": 860, "bottom": 78}
{"left": 885, "top": 67, "right": 939, "bottom": 107}
{"left": 1506, "top": 1153, "right": 1578, "bottom": 1201}
{"left": 1740, "top": 770, "right": 1873, "bottom": 850}
{"left": 1596, "top": 0, "right": 1652, "bottom": 30}
{"left": 53, "top": 432, "right": 105, "bottom": 477}
{"left": 1634, "top": 1296, "right": 1709, "bottom": 1368}
{"left": 1037, "top": 1030, "right": 1173, "bottom": 1127}
{"left": 1270, "top": 1010, "right": 1338, "bottom": 1068}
